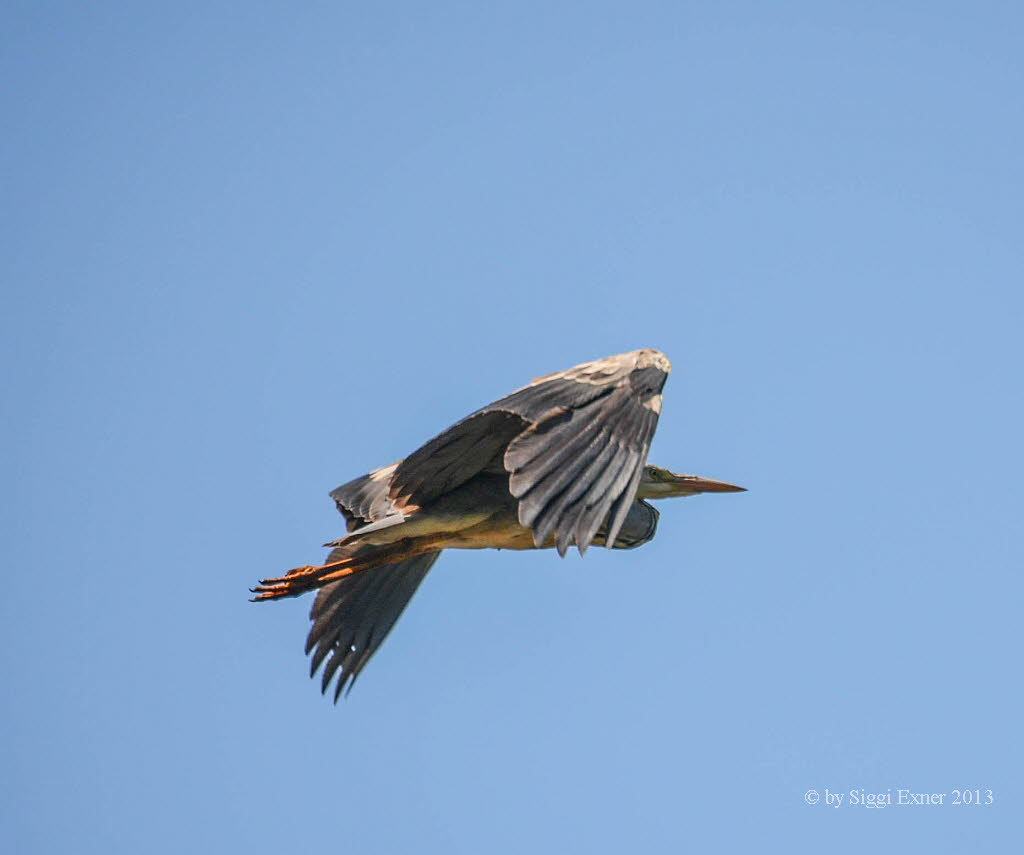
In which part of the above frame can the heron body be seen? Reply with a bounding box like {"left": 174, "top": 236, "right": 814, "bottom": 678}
{"left": 253, "top": 348, "right": 744, "bottom": 698}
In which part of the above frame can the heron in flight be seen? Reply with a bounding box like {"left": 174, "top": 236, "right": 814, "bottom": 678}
{"left": 253, "top": 349, "right": 744, "bottom": 698}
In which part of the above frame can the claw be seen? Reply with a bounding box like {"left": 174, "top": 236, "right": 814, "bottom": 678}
{"left": 249, "top": 588, "right": 290, "bottom": 602}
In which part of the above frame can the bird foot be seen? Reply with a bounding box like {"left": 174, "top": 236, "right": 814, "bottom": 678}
{"left": 250, "top": 559, "right": 362, "bottom": 602}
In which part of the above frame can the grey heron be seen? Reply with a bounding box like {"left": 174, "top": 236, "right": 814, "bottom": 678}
{"left": 253, "top": 349, "right": 744, "bottom": 698}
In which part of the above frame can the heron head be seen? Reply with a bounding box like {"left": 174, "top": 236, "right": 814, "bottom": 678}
{"left": 636, "top": 464, "right": 746, "bottom": 500}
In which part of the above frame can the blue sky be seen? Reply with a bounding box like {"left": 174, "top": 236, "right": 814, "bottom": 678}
{"left": 3, "top": 2, "right": 1021, "bottom": 852}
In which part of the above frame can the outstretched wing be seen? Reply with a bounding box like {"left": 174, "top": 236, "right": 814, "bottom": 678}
{"left": 389, "top": 348, "right": 671, "bottom": 555}
{"left": 308, "top": 466, "right": 440, "bottom": 698}
{"left": 306, "top": 549, "right": 441, "bottom": 700}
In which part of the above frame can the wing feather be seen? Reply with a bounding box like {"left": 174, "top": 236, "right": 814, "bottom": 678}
{"left": 559, "top": 447, "right": 638, "bottom": 555}
{"left": 329, "top": 463, "right": 401, "bottom": 531}
{"left": 306, "top": 550, "right": 441, "bottom": 699}
{"left": 532, "top": 442, "right": 621, "bottom": 550}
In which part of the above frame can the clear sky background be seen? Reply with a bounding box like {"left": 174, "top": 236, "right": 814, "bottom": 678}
{"left": 3, "top": 2, "right": 1022, "bottom": 852}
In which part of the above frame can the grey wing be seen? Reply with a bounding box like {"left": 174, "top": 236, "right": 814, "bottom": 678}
{"left": 504, "top": 371, "right": 663, "bottom": 555}
{"left": 311, "top": 462, "right": 440, "bottom": 697}
{"left": 306, "top": 550, "right": 441, "bottom": 700}
{"left": 389, "top": 349, "right": 671, "bottom": 555}
{"left": 329, "top": 462, "right": 402, "bottom": 532}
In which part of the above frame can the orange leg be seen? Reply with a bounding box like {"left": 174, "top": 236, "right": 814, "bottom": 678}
{"left": 249, "top": 559, "right": 357, "bottom": 601}
{"left": 250, "top": 538, "right": 432, "bottom": 601}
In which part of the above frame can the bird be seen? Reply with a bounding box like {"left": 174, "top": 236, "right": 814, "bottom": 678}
{"left": 252, "top": 348, "right": 744, "bottom": 699}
